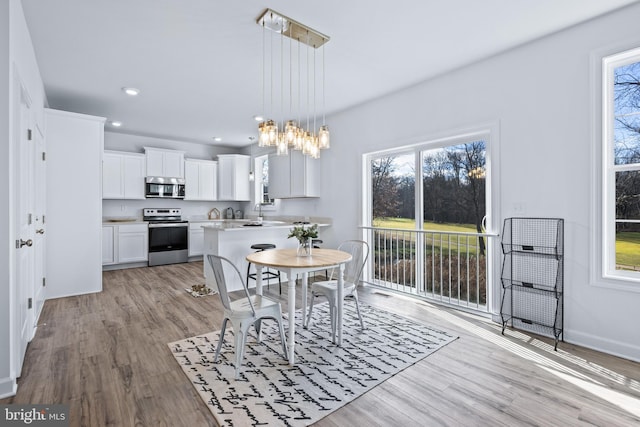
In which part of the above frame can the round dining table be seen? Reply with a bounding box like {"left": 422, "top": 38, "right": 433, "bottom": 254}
{"left": 246, "top": 248, "right": 352, "bottom": 364}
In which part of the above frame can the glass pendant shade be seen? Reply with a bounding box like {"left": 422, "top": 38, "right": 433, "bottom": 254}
{"left": 266, "top": 120, "right": 278, "bottom": 146}
{"left": 293, "top": 129, "right": 304, "bottom": 150}
{"left": 318, "top": 125, "right": 330, "bottom": 149}
{"left": 258, "top": 122, "right": 269, "bottom": 147}
{"left": 302, "top": 131, "right": 313, "bottom": 155}
{"left": 285, "top": 120, "right": 297, "bottom": 145}
{"left": 276, "top": 136, "right": 288, "bottom": 155}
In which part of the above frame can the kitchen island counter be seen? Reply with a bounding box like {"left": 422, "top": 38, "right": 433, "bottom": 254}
{"left": 201, "top": 219, "right": 330, "bottom": 231}
{"left": 202, "top": 220, "right": 330, "bottom": 292}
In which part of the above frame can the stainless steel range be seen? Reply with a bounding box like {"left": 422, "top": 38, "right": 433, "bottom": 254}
{"left": 143, "top": 208, "right": 188, "bottom": 266}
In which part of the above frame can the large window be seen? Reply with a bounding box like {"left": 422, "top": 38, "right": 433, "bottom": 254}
{"left": 365, "top": 131, "right": 493, "bottom": 310}
{"left": 603, "top": 48, "right": 640, "bottom": 281}
{"left": 370, "top": 140, "right": 486, "bottom": 232}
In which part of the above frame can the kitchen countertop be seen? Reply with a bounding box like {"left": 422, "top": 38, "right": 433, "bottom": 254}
{"left": 102, "top": 218, "right": 147, "bottom": 224}
{"left": 201, "top": 219, "right": 330, "bottom": 231}
{"left": 102, "top": 216, "right": 331, "bottom": 228}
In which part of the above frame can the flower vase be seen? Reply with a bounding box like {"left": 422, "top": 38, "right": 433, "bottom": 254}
{"left": 297, "top": 238, "right": 312, "bottom": 257}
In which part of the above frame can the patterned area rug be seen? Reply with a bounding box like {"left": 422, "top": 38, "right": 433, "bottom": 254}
{"left": 168, "top": 302, "right": 457, "bottom": 427}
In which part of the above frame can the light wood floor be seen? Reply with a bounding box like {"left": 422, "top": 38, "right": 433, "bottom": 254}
{"left": 2, "top": 261, "right": 639, "bottom": 426}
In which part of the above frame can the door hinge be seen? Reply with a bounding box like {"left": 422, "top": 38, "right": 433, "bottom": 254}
{"left": 42, "top": 152, "right": 46, "bottom": 161}
{"left": 42, "top": 277, "right": 46, "bottom": 287}
{"left": 28, "top": 298, "right": 32, "bottom": 309}
{"left": 27, "top": 129, "right": 32, "bottom": 141}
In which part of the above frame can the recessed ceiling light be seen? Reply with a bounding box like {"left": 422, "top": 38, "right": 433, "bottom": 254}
{"left": 122, "top": 87, "right": 140, "bottom": 96}
{"left": 253, "top": 115, "right": 264, "bottom": 122}
{"left": 213, "top": 137, "right": 222, "bottom": 142}
{"left": 111, "top": 121, "right": 123, "bottom": 127}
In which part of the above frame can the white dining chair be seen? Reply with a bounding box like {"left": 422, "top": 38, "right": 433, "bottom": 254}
{"left": 304, "top": 240, "right": 369, "bottom": 338}
{"left": 207, "top": 254, "right": 288, "bottom": 379}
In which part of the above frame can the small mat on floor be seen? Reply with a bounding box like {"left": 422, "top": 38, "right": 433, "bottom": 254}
{"left": 168, "top": 302, "right": 457, "bottom": 427}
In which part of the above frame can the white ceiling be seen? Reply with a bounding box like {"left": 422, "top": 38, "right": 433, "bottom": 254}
{"left": 21, "top": 0, "right": 639, "bottom": 147}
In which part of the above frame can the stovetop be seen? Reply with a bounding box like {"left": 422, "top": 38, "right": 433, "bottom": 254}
{"left": 143, "top": 208, "right": 184, "bottom": 222}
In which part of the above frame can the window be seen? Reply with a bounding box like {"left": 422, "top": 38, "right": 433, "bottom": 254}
{"left": 369, "top": 139, "right": 486, "bottom": 232}
{"left": 603, "top": 48, "right": 640, "bottom": 281}
{"left": 364, "top": 130, "right": 494, "bottom": 311}
{"left": 371, "top": 152, "right": 416, "bottom": 228}
{"left": 254, "top": 154, "right": 274, "bottom": 205}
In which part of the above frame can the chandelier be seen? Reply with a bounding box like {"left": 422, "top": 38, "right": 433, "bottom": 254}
{"left": 256, "top": 9, "right": 330, "bottom": 159}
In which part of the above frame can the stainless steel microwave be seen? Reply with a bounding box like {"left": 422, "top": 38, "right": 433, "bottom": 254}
{"left": 145, "top": 177, "right": 186, "bottom": 199}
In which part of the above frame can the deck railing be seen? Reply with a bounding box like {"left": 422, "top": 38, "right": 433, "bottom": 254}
{"left": 361, "top": 226, "right": 498, "bottom": 313}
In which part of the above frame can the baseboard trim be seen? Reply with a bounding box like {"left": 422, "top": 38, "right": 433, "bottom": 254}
{"left": 0, "top": 376, "right": 17, "bottom": 399}
{"left": 567, "top": 330, "right": 640, "bottom": 363}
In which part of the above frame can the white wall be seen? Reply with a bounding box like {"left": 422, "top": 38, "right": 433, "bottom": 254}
{"left": 292, "top": 4, "right": 640, "bottom": 361}
{"left": 0, "top": 0, "right": 12, "bottom": 398}
{"left": 1, "top": 0, "right": 46, "bottom": 398}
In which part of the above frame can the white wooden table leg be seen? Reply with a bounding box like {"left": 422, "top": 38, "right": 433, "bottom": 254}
{"left": 301, "top": 271, "right": 308, "bottom": 329}
{"left": 255, "top": 265, "right": 263, "bottom": 296}
{"left": 287, "top": 270, "right": 296, "bottom": 364}
{"left": 337, "top": 263, "right": 345, "bottom": 346}
{"left": 255, "top": 265, "right": 263, "bottom": 341}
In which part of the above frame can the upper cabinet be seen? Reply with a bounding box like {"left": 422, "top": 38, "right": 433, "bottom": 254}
{"left": 144, "top": 147, "right": 184, "bottom": 178}
{"left": 103, "top": 151, "right": 146, "bottom": 199}
{"left": 268, "top": 150, "right": 320, "bottom": 198}
{"left": 217, "top": 154, "right": 250, "bottom": 201}
{"left": 184, "top": 159, "right": 217, "bottom": 201}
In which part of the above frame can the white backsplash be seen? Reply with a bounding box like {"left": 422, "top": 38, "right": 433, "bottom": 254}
{"left": 102, "top": 199, "right": 243, "bottom": 220}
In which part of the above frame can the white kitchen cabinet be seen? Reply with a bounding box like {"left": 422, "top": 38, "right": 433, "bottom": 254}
{"left": 144, "top": 147, "right": 185, "bottom": 178}
{"left": 102, "top": 225, "right": 116, "bottom": 265}
{"left": 117, "top": 223, "right": 148, "bottom": 264}
{"left": 268, "top": 150, "right": 320, "bottom": 198}
{"left": 102, "top": 151, "right": 146, "bottom": 199}
{"left": 217, "top": 154, "right": 250, "bottom": 201}
{"left": 188, "top": 222, "right": 207, "bottom": 257}
{"left": 184, "top": 159, "right": 217, "bottom": 201}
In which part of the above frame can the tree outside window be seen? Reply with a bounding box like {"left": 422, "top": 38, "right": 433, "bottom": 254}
{"left": 606, "top": 53, "right": 640, "bottom": 275}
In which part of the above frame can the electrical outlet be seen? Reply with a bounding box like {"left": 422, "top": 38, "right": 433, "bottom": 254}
{"left": 121, "top": 205, "right": 126, "bottom": 212}
{"left": 513, "top": 202, "right": 526, "bottom": 215}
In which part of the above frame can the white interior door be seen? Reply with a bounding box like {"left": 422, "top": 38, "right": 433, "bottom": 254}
{"left": 33, "top": 124, "right": 46, "bottom": 324}
{"left": 14, "top": 80, "right": 35, "bottom": 374}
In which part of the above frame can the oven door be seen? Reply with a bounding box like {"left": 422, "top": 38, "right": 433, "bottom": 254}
{"left": 148, "top": 223, "right": 189, "bottom": 266}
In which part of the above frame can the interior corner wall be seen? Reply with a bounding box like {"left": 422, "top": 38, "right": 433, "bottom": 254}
{"left": 1, "top": 0, "right": 46, "bottom": 397}
{"left": 302, "top": 3, "right": 640, "bottom": 361}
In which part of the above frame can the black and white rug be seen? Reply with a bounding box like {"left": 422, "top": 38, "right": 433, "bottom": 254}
{"left": 168, "top": 302, "right": 457, "bottom": 427}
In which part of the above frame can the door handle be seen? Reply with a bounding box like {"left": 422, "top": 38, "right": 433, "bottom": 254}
{"left": 36, "top": 229, "right": 45, "bottom": 234}
{"left": 18, "top": 239, "right": 33, "bottom": 248}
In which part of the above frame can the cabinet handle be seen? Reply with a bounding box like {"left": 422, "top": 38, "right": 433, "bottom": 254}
{"left": 36, "top": 229, "right": 45, "bottom": 234}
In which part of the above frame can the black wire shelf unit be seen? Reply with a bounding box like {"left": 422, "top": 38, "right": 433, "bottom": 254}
{"left": 500, "top": 217, "right": 564, "bottom": 350}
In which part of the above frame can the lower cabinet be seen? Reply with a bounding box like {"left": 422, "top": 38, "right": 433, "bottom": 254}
{"left": 188, "top": 222, "right": 206, "bottom": 257}
{"left": 103, "top": 223, "right": 149, "bottom": 266}
{"left": 118, "top": 224, "right": 149, "bottom": 263}
{"left": 102, "top": 225, "right": 116, "bottom": 265}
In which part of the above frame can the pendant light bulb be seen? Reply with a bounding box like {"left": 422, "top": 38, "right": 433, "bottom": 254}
{"left": 318, "top": 125, "right": 330, "bottom": 149}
